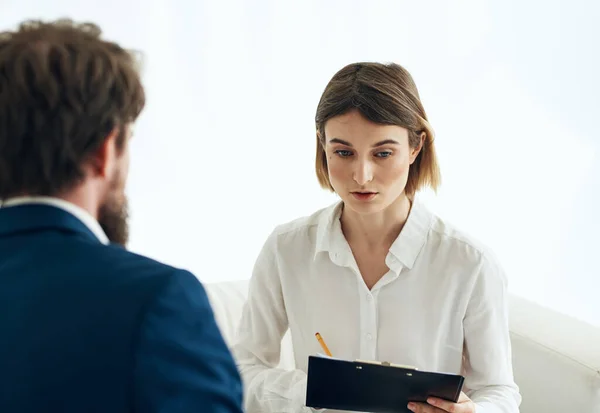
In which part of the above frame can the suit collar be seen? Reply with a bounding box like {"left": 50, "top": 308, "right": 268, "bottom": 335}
{"left": 1, "top": 196, "right": 109, "bottom": 244}
{"left": 0, "top": 203, "right": 104, "bottom": 244}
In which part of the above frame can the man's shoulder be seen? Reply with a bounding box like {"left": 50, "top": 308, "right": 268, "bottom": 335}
{"left": 92, "top": 243, "right": 192, "bottom": 282}
{"left": 101, "top": 243, "right": 176, "bottom": 268}
{"left": 55, "top": 241, "right": 199, "bottom": 301}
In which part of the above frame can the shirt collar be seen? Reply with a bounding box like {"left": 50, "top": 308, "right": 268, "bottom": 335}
{"left": 314, "top": 201, "right": 345, "bottom": 259}
{"left": 314, "top": 198, "right": 433, "bottom": 271}
{"left": 387, "top": 198, "right": 433, "bottom": 269}
{"left": 1, "top": 196, "right": 109, "bottom": 245}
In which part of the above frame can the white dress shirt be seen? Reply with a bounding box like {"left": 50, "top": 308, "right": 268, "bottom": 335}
{"left": 233, "top": 199, "right": 521, "bottom": 413}
{"left": 0, "top": 196, "right": 109, "bottom": 244}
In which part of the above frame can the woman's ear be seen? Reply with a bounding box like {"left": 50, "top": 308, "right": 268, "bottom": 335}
{"left": 409, "top": 132, "right": 426, "bottom": 165}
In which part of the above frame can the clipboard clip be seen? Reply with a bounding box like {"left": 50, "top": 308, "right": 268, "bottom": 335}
{"left": 354, "top": 359, "right": 418, "bottom": 370}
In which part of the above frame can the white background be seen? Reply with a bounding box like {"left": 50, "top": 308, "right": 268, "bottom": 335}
{"left": 2, "top": 0, "right": 599, "bottom": 326}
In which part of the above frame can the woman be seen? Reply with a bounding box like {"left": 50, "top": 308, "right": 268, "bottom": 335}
{"left": 233, "top": 62, "right": 521, "bottom": 413}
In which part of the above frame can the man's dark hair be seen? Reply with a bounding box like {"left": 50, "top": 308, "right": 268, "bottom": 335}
{"left": 0, "top": 18, "right": 145, "bottom": 199}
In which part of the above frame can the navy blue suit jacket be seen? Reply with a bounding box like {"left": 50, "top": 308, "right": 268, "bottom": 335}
{"left": 0, "top": 204, "right": 243, "bottom": 413}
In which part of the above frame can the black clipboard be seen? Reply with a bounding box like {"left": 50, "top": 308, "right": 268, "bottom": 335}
{"left": 305, "top": 355, "right": 464, "bottom": 413}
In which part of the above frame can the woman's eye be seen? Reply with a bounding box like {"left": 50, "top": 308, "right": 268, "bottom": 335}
{"left": 376, "top": 151, "right": 392, "bottom": 158}
{"left": 335, "top": 150, "right": 353, "bottom": 157}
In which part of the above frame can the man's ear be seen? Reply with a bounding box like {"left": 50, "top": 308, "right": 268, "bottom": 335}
{"left": 89, "top": 128, "right": 120, "bottom": 178}
{"left": 409, "top": 132, "right": 426, "bottom": 165}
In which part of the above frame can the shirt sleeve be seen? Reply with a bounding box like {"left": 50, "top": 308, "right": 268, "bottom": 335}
{"left": 232, "top": 231, "right": 315, "bottom": 413}
{"left": 463, "top": 252, "right": 522, "bottom": 413}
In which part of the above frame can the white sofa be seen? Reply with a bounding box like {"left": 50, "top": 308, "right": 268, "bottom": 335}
{"left": 206, "top": 280, "right": 600, "bottom": 413}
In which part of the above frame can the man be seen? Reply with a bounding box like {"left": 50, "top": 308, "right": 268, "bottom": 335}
{"left": 0, "top": 19, "right": 243, "bottom": 413}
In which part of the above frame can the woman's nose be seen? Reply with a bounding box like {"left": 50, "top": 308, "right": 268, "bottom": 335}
{"left": 353, "top": 160, "right": 373, "bottom": 185}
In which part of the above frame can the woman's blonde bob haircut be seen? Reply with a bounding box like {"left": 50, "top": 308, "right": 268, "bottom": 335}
{"left": 315, "top": 62, "right": 440, "bottom": 198}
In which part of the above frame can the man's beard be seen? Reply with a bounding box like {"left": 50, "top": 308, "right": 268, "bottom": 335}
{"left": 98, "top": 188, "right": 129, "bottom": 247}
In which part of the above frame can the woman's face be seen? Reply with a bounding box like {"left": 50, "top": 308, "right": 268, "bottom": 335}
{"left": 324, "top": 110, "right": 422, "bottom": 215}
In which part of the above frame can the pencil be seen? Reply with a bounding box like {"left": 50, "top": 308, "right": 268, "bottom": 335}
{"left": 315, "top": 332, "right": 332, "bottom": 357}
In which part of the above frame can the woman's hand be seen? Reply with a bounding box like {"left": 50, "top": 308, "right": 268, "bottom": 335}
{"left": 407, "top": 391, "right": 475, "bottom": 413}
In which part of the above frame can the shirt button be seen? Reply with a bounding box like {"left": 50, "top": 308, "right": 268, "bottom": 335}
{"left": 366, "top": 294, "right": 372, "bottom": 301}
{"left": 366, "top": 333, "right": 372, "bottom": 340}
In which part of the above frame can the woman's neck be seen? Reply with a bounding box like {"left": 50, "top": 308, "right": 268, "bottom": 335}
{"left": 340, "top": 195, "right": 412, "bottom": 251}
